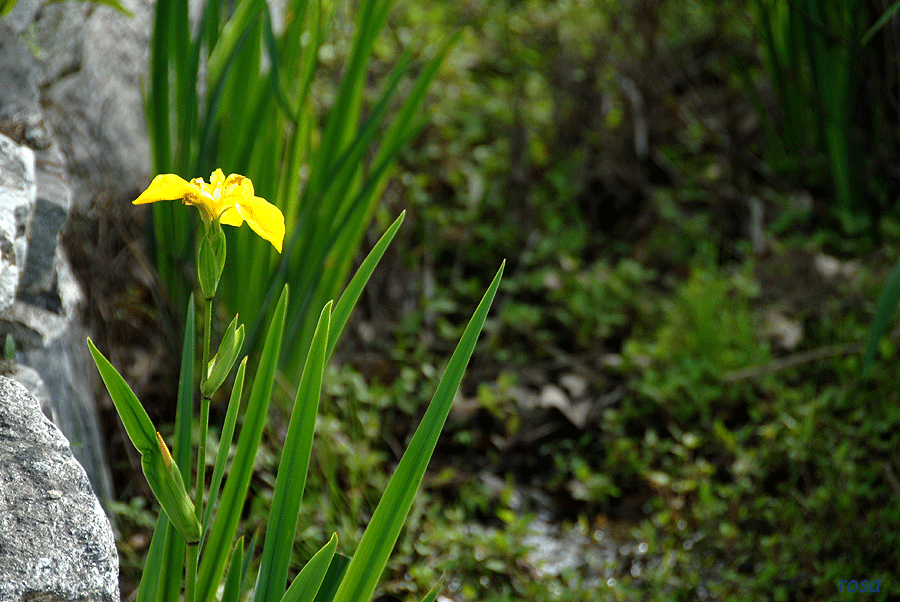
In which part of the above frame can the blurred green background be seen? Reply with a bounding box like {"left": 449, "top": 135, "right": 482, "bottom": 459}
{"left": 103, "top": 0, "right": 900, "bottom": 599}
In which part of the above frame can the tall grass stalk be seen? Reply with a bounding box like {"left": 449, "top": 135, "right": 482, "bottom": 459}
{"left": 751, "top": 0, "right": 868, "bottom": 233}
{"left": 145, "top": 0, "right": 454, "bottom": 380}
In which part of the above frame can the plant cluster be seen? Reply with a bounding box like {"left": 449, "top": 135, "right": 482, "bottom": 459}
{"left": 95, "top": 169, "right": 503, "bottom": 600}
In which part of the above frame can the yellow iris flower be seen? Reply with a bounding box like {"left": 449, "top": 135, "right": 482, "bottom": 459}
{"left": 134, "top": 169, "right": 285, "bottom": 253}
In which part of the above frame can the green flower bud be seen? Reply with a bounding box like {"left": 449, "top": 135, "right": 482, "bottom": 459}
{"left": 197, "top": 234, "right": 220, "bottom": 300}
{"left": 142, "top": 432, "right": 201, "bottom": 544}
{"left": 211, "top": 226, "right": 227, "bottom": 280}
{"left": 202, "top": 314, "right": 245, "bottom": 398}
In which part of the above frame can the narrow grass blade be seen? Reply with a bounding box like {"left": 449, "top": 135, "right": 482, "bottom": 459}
{"left": 261, "top": 4, "right": 299, "bottom": 121}
{"left": 863, "top": 256, "right": 900, "bottom": 375}
{"left": 135, "top": 513, "right": 169, "bottom": 602}
{"left": 326, "top": 212, "right": 404, "bottom": 361}
{"left": 331, "top": 262, "right": 504, "bottom": 602}
{"left": 281, "top": 154, "right": 406, "bottom": 373}
{"left": 373, "top": 31, "right": 461, "bottom": 170}
{"left": 87, "top": 338, "right": 156, "bottom": 455}
{"left": 44, "top": 0, "right": 134, "bottom": 17}
{"left": 203, "top": 357, "right": 247, "bottom": 535}
{"left": 220, "top": 538, "right": 244, "bottom": 602}
{"left": 310, "top": 0, "right": 392, "bottom": 194}
{"left": 281, "top": 534, "right": 339, "bottom": 602}
{"left": 170, "top": 0, "right": 193, "bottom": 175}
{"left": 157, "top": 521, "right": 185, "bottom": 602}
{"left": 206, "top": 0, "right": 267, "bottom": 88}
{"left": 0, "top": 0, "right": 17, "bottom": 17}
{"left": 419, "top": 578, "right": 443, "bottom": 602}
{"left": 196, "top": 286, "right": 289, "bottom": 602}
{"left": 281, "top": 129, "right": 418, "bottom": 376}
{"left": 147, "top": 0, "right": 172, "bottom": 174}
{"left": 862, "top": 0, "right": 900, "bottom": 46}
{"left": 243, "top": 529, "right": 260, "bottom": 584}
{"left": 313, "top": 553, "right": 351, "bottom": 602}
{"left": 174, "top": 294, "right": 195, "bottom": 479}
{"left": 279, "top": 0, "right": 312, "bottom": 68}
{"left": 254, "top": 301, "right": 332, "bottom": 602}
{"left": 316, "top": 49, "right": 413, "bottom": 205}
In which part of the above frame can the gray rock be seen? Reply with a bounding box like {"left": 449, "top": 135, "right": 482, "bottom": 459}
{"left": 20, "top": 144, "right": 70, "bottom": 298}
{"left": 36, "top": 0, "right": 153, "bottom": 213}
{"left": 7, "top": 362, "right": 50, "bottom": 411}
{"left": 21, "top": 323, "right": 113, "bottom": 510}
{"left": 0, "top": 134, "right": 83, "bottom": 350}
{"left": 0, "top": 19, "right": 51, "bottom": 150}
{"left": 1, "top": 0, "right": 153, "bottom": 212}
{"left": 0, "top": 133, "right": 33, "bottom": 314}
{"left": 0, "top": 375, "right": 119, "bottom": 602}
{"left": 1, "top": 0, "right": 43, "bottom": 36}
{"left": 1, "top": 247, "right": 84, "bottom": 350}
{"left": 0, "top": 0, "right": 124, "bottom": 505}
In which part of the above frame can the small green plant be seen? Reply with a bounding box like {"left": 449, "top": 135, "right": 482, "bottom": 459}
{"left": 89, "top": 170, "right": 503, "bottom": 601}
{"left": 624, "top": 265, "right": 769, "bottom": 424}
{"left": 144, "top": 0, "right": 454, "bottom": 384}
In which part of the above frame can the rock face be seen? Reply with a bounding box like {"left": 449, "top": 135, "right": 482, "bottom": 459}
{"left": 0, "top": 0, "right": 159, "bottom": 593}
{"left": 0, "top": 130, "right": 112, "bottom": 506}
{"left": 0, "top": 133, "right": 82, "bottom": 352}
{"left": 0, "top": 375, "right": 119, "bottom": 602}
{"left": 0, "top": 0, "right": 153, "bottom": 212}
{"left": 0, "top": 134, "right": 32, "bottom": 316}
{"left": 0, "top": 0, "right": 149, "bottom": 504}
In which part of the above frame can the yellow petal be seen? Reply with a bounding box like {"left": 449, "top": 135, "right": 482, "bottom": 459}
{"left": 133, "top": 174, "right": 199, "bottom": 204}
{"left": 191, "top": 176, "right": 213, "bottom": 196}
{"left": 209, "top": 168, "right": 226, "bottom": 188}
{"left": 224, "top": 173, "right": 254, "bottom": 197}
{"left": 233, "top": 197, "right": 285, "bottom": 253}
{"left": 219, "top": 207, "right": 244, "bottom": 227}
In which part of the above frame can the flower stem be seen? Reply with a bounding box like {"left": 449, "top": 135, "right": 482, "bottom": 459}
{"left": 196, "top": 297, "right": 213, "bottom": 522}
{"left": 185, "top": 296, "right": 213, "bottom": 602}
{"left": 184, "top": 543, "right": 199, "bottom": 602}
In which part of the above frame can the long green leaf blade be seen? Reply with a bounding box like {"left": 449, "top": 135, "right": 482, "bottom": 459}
{"left": 139, "top": 298, "right": 194, "bottom": 602}
{"left": 203, "top": 356, "right": 247, "bottom": 535}
{"left": 157, "top": 521, "right": 185, "bottom": 602}
{"left": 165, "top": 297, "right": 193, "bottom": 594}
{"left": 87, "top": 338, "right": 156, "bottom": 454}
{"left": 174, "top": 294, "right": 195, "bottom": 480}
{"left": 206, "top": 0, "right": 267, "bottom": 89}
{"left": 862, "top": 0, "right": 900, "bottom": 46}
{"left": 135, "top": 513, "right": 169, "bottom": 602}
{"left": 220, "top": 538, "right": 244, "bottom": 602}
{"left": 255, "top": 301, "right": 332, "bottom": 602}
{"left": 332, "top": 262, "right": 504, "bottom": 602}
{"left": 313, "top": 553, "right": 351, "bottom": 602}
{"left": 326, "top": 212, "right": 404, "bottom": 361}
{"left": 281, "top": 534, "right": 339, "bottom": 602}
{"left": 44, "top": 0, "right": 134, "bottom": 16}
{"left": 374, "top": 31, "right": 461, "bottom": 171}
{"left": 147, "top": 0, "right": 171, "bottom": 174}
